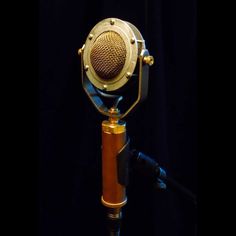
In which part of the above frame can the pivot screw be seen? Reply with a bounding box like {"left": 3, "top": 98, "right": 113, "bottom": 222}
{"left": 143, "top": 56, "right": 154, "bottom": 66}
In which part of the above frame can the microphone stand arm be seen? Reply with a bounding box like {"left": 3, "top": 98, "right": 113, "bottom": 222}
{"left": 129, "top": 150, "right": 197, "bottom": 206}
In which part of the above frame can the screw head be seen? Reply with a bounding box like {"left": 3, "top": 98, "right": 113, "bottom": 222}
{"left": 85, "top": 65, "right": 89, "bottom": 71}
{"left": 78, "top": 45, "right": 85, "bottom": 55}
{"left": 126, "top": 72, "right": 132, "bottom": 79}
{"left": 103, "top": 84, "right": 108, "bottom": 90}
{"left": 78, "top": 48, "right": 82, "bottom": 55}
{"left": 130, "top": 37, "right": 135, "bottom": 44}
{"left": 110, "top": 19, "right": 115, "bottom": 25}
{"left": 88, "top": 34, "right": 93, "bottom": 40}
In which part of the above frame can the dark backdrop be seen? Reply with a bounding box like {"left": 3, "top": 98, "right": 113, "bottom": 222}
{"left": 39, "top": 0, "right": 197, "bottom": 235}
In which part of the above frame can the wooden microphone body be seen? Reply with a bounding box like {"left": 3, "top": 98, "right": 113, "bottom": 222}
{"left": 101, "top": 115, "right": 127, "bottom": 210}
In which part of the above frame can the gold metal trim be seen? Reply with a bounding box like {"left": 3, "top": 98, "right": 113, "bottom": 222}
{"left": 102, "top": 120, "right": 126, "bottom": 134}
{"left": 119, "top": 49, "right": 149, "bottom": 119}
{"left": 101, "top": 196, "right": 127, "bottom": 208}
{"left": 143, "top": 55, "right": 154, "bottom": 66}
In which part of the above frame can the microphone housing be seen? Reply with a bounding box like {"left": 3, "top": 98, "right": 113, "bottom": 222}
{"left": 101, "top": 117, "right": 127, "bottom": 208}
{"left": 82, "top": 18, "right": 146, "bottom": 91}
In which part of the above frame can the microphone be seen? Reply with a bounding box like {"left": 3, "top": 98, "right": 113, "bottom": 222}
{"left": 78, "top": 18, "right": 154, "bottom": 235}
{"left": 78, "top": 17, "right": 154, "bottom": 118}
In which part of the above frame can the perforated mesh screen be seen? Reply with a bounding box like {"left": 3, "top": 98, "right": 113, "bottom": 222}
{"left": 90, "top": 31, "right": 126, "bottom": 80}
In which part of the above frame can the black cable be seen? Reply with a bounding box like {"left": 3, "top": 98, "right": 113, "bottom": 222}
{"left": 163, "top": 175, "right": 197, "bottom": 206}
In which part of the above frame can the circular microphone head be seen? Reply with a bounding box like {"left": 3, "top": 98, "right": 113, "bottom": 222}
{"left": 90, "top": 31, "right": 127, "bottom": 80}
{"left": 83, "top": 18, "right": 146, "bottom": 91}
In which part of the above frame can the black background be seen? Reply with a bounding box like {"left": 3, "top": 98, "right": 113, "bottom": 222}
{"left": 38, "top": 0, "right": 197, "bottom": 235}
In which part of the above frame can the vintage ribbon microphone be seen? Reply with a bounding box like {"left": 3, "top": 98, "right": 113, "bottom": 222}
{"left": 78, "top": 18, "right": 154, "bottom": 235}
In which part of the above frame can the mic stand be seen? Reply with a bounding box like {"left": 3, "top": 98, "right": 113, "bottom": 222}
{"left": 130, "top": 150, "right": 197, "bottom": 206}
{"left": 106, "top": 208, "right": 122, "bottom": 236}
{"left": 129, "top": 150, "right": 197, "bottom": 236}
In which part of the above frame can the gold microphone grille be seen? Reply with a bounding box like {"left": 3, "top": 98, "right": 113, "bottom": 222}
{"left": 90, "top": 31, "right": 126, "bottom": 80}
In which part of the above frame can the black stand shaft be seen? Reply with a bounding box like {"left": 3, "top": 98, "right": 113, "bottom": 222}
{"left": 106, "top": 208, "right": 122, "bottom": 236}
